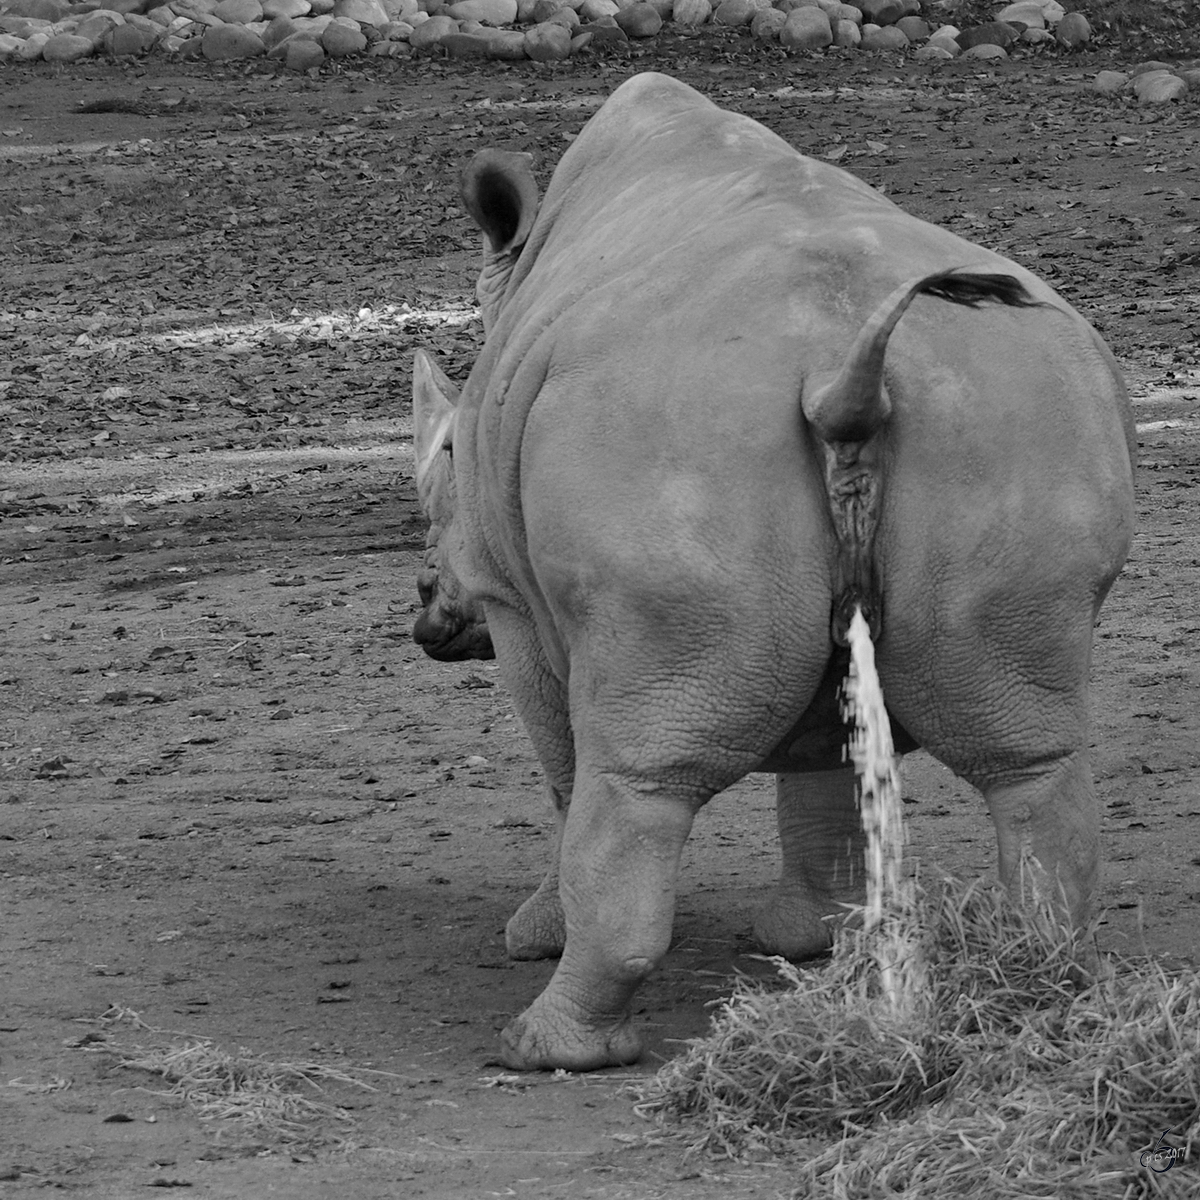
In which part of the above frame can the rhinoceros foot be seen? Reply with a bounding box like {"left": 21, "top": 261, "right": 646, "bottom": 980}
{"left": 505, "top": 885, "right": 566, "bottom": 961}
{"left": 500, "top": 994, "right": 642, "bottom": 1072}
{"left": 752, "top": 884, "right": 862, "bottom": 961}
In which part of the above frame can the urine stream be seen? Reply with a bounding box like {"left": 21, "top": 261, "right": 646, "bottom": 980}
{"left": 843, "top": 608, "right": 925, "bottom": 1013}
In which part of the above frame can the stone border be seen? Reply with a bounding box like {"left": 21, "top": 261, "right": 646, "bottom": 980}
{"left": 0, "top": 0, "right": 1195, "bottom": 102}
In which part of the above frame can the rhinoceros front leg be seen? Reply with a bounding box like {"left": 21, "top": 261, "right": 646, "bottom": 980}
{"left": 500, "top": 765, "right": 701, "bottom": 1072}
{"left": 485, "top": 606, "right": 572, "bottom": 962}
{"left": 753, "top": 768, "right": 867, "bottom": 960}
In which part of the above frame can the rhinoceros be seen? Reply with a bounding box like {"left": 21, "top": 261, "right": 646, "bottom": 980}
{"left": 411, "top": 73, "right": 1135, "bottom": 1071}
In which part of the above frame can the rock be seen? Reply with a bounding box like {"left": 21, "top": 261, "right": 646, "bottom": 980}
{"left": 913, "top": 41, "right": 951, "bottom": 59}
{"left": 1174, "top": 67, "right": 1200, "bottom": 90}
{"left": 856, "top": 0, "right": 900, "bottom": 24}
{"left": 832, "top": 1, "right": 862, "bottom": 19}
{"left": 377, "top": 18, "right": 414, "bottom": 34}
{"left": 106, "top": 21, "right": 150, "bottom": 50}
{"left": 957, "top": 20, "right": 1016, "bottom": 49}
{"left": 331, "top": 0, "right": 389, "bottom": 21}
{"left": 484, "top": 25, "right": 528, "bottom": 54}
{"left": 446, "top": 0, "right": 517, "bottom": 21}
{"left": 523, "top": 18, "right": 570, "bottom": 56}
{"left": 893, "top": 14, "right": 924, "bottom": 39}
{"left": 712, "top": 0, "right": 754, "bottom": 24}
{"left": 382, "top": 0, "right": 418, "bottom": 16}
{"left": 1092, "top": 70, "right": 1128, "bottom": 96}
{"left": 1131, "top": 70, "right": 1186, "bottom": 104}
{"left": 831, "top": 16, "right": 857, "bottom": 45}
{"left": 285, "top": 32, "right": 324, "bottom": 64}
{"left": 323, "top": 18, "right": 366, "bottom": 50}
{"left": 750, "top": 5, "right": 784, "bottom": 38}
{"left": 6, "top": 0, "right": 69, "bottom": 19}
{"left": 106, "top": 0, "right": 150, "bottom": 13}
{"left": 578, "top": 0, "right": 617, "bottom": 18}
{"left": 262, "top": 13, "right": 296, "bottom": 44}
{"left": 859, "top": 22, "right": 906, "bottom": 48}
{"left": 42, "top": 31, "right": 96, "bottom": 58}
{"left": 961, "top": 42, "right": 1006, "bottom": 60}
{"left": 578, "top": 19, "right": 627, "bottom": 42}
{"left": 408, "top": 11, "right": 457, "bottom": 44}
{"left": 145, "top": 4, "right": 174, "bottom": 22}
{"left": 74, "top": 11, "right": 125, "bottom": 47}
{"left": 0, "top": 15, "right": 51, "bottom": 36}
{"left": 213, "top": 0, "right": 262, "bottom": 19}
{"left": 1130, "top": 59, "right": 1175, "bottom": 75}
{"left": 201, "top": 22, "right": 265, "bottom": 55}
{"left": 779, "top": 4, "right": 830, "bottom": 48}
{"left": 309, "top": 0, "right": 334, "bottom": 10}
{"left": 17, "top": 29, "right": 51, "bottom": 56}
{"left": 439, "top": 28, "right": 492, "bottom": 52}
{"left": 546, "top": 6, "right": 579, "bottom": 28}
{"left": 528, "top": 0, "right": 562, "bottom": 18}
{"left": 1019, "top": 27, "right": 1052, "bottom": 44}
{"left": 996, "top": 1, "right": 1044, "bottom": 28}
{"left": 672, "top": 0, "right": 710, "bottom": 24}
{"left": 613, "top": 1, "right": 660, "bottom": 35}
{"left": 262, "top": 0, "right": 311, "bottom": 15}
{"left": 1054, "top": 10, "right": 1088, "bottom": 47}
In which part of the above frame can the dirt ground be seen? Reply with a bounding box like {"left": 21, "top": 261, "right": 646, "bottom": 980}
{"left": 2, "top": 29, "right": 1199, "bottom": 1199}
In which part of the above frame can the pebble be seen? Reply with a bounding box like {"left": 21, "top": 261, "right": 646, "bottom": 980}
{"left": 0, "top": 0, "right": 1193, "bottom": 73}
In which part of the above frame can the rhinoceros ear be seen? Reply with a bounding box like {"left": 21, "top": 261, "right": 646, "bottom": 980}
{"left": 460, "top": 149, "right": 539, "bottom": 258}
{"left": 413, "top": 349, "right": 460, "bottom": 501}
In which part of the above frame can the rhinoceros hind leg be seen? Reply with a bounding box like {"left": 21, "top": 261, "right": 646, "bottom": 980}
{"left": 754, "top": 769, "right": 866, "bottom": 959}
{"left": 753, "top": 886, "right": 849, "bottom": 960}
{"left": 505, "top": 785, "right": 567, "bottom": 960}
{"left": 506, "top": 874, "right": 566, "bottom": 960}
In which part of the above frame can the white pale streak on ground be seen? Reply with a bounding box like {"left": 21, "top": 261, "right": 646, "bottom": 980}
{"left": 844, "top": 608, "right": 924, "bottom": 1015}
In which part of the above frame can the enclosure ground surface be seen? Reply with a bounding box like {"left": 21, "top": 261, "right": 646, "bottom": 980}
{"left": 2, "top": 34, "right": 1199, "bottom": 1199}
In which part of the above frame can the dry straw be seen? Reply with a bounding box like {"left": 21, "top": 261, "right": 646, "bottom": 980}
{"left": 93, "top": 1006, "right": 375, "bottom": 1143}
{"left": 635, "top": 877, "right": 1200, "bottom": 1198}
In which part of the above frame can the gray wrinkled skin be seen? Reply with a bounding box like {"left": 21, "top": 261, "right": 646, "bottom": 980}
{"left": 411, "top": 74, "right": 1136, "bottom": 1072}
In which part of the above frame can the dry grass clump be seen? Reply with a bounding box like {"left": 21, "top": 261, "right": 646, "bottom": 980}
{"left": 636, "top": 879, "right": 1200, "bottom": 1198}
{"left": 93, "top": 1006, "right": 375, "bottom": 1143}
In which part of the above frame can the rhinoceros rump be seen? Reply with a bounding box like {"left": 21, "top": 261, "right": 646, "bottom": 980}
{"left": 412, "top": 73, "right": 1135, "bottom": 1072}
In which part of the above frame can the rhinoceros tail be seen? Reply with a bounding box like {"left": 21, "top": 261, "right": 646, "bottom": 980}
{"left": 805, "top": 268, "right": 1039, "bottom": 645}
{"left": 802, "top": 268, "right": 1039, "bottom": 445}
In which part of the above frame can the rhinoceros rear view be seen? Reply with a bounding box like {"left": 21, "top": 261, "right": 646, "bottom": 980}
{"left": 411, "top": 73, "right": 1135, "bottom": 1072}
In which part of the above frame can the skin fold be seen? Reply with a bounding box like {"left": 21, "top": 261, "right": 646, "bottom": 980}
{"left": 411, "top": 73, "right": 1136, "bottom": 1072}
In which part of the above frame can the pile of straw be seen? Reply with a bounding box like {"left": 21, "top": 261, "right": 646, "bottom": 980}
{"left": 94, "top": 1006, "right": 374, "bottom": 1143}
{"left": 637, "top": 879, "right": 1200, "bottom": 1198}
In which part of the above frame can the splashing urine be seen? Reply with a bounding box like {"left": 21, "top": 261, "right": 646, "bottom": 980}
{"left": 843, "top": 607, "right": 925, "bottom": 1014}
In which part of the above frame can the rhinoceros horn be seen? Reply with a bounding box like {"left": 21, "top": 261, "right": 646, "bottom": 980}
{"left": 801, "top": 269, "right": 1041, "bottom": 446}
{"left": 461, "top": 150, "right": 541, "bottom": 334}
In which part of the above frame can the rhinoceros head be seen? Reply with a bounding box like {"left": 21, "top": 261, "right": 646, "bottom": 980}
{"left": 411, "top": 349, "right": 494, "bottom": 662}
{"left": 460, "top": 149, "right": 540, "bottom": 334}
